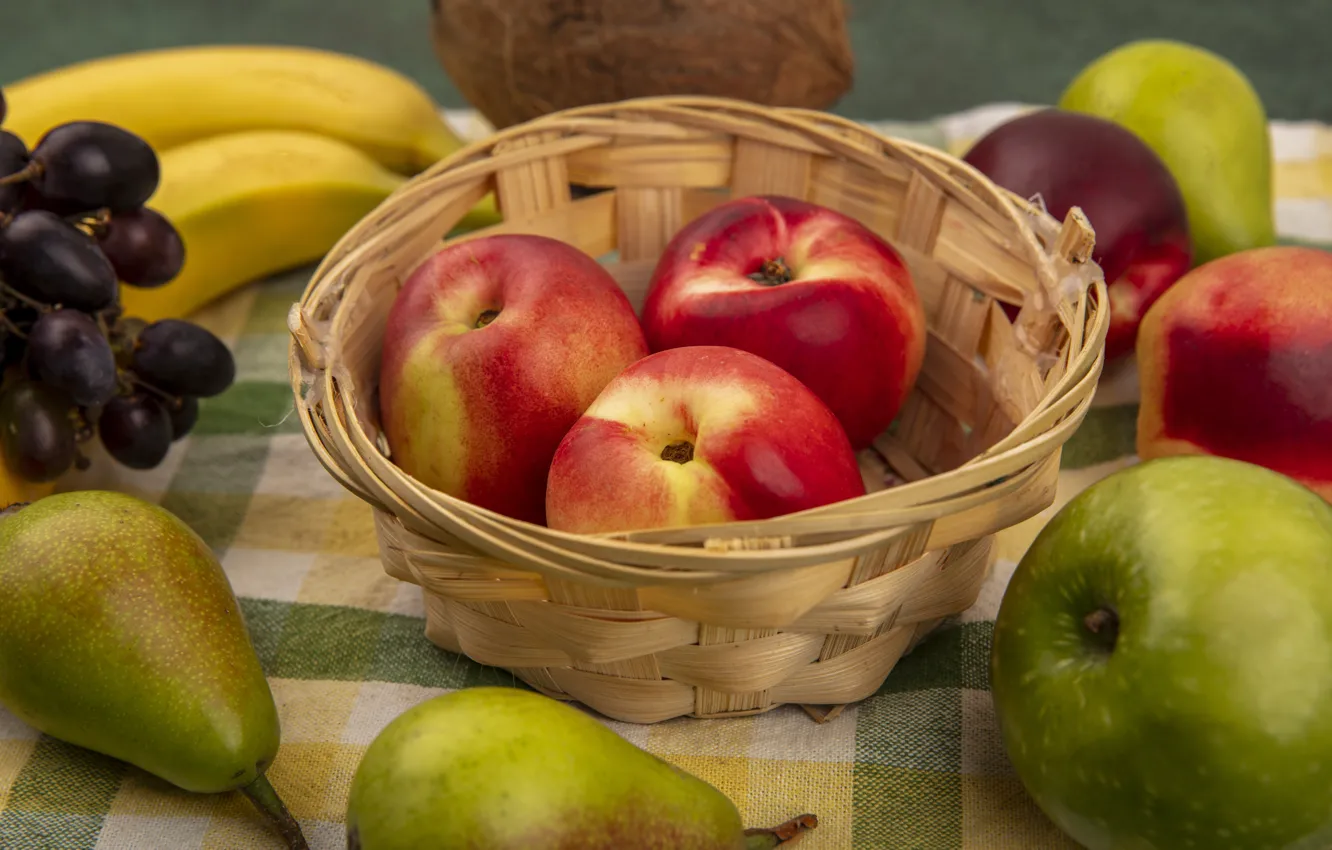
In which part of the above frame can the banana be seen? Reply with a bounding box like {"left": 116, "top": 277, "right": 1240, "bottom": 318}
{"left": 119, "top": 129, "right": 408, "bottom": 323}
{"left": 0, "top": 459, "right": 55, "bottom": 509}
{"left": 3, "top": 44, "right": 467, "bottom": 176}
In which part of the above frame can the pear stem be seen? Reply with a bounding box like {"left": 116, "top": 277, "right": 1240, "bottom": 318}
{"left": 240, "top": 774, "right": 309, "bottom": 850}
{"left": 744, "top": 814, "right": 819, "bottom": 848}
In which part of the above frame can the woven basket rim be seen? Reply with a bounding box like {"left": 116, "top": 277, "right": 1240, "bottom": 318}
{"left": 286, "top": 94, "right": 1109, "bottom": 577}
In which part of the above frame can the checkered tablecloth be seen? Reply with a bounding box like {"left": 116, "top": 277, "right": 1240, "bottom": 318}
{"left": 2, "top": 106, "right": 1330, "bottom": 850}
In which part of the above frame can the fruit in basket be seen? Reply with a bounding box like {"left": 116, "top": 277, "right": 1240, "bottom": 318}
{"left": 641, "top": 194, "right": 925, "bottom": 450}
{"left": 546, "top": 345, "right": 865, "bottom": 534}
{"left": 1059, "top": 39, "right": 1276, "bottom": 265}
{"left": 991, "top": 455, "right": 1332, "bottom": 850}
{"left": 1136, "top": 245, "right": 1332, "bottom": 500}
{"left": 430, "top": 0, "right": 853, "bottom": 129}
{"left": 962, "top": 108, "right": 1192, "bottom": 360}
{"left": 379, "top": 233, "right": 649, "bottom": 526}
{"left": 347, "top": 686, "right": 817, "bottom": 849}
{"left": 0, "top": 492, "right": 308, "bottom": 849}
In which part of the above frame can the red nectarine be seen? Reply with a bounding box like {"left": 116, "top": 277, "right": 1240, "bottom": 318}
{"left": 1137, "top": 245, "right": 1332, "bottom": 501}
{"left": 379, "top": 234, "right": 649, "bottom": 525}
{"left": 640, "top": 195, "right": 926, "bottom": 450}
{"left": 545, "top": 345, "right": 866, "bottom": 534}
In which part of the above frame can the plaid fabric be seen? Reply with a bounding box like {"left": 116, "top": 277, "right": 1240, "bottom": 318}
{"left": 2, "top": 106, "right": 1330, "bottom": 850}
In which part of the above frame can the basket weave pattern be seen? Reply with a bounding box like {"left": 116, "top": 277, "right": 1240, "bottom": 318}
{"left": 288, "top": 97, "right": 1108, "bottom": 723}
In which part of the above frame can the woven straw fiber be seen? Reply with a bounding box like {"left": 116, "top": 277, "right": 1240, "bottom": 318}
{"left": 287, "top": 96, "right": 1109, "bottom": 724}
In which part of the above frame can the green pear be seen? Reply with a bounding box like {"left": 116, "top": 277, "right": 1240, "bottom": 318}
{"left": 346, "top": 686, "right": 818, "bottom": 849}
{"left": 0, "top": 491, "right": 307, "bottom": 850}
{"left": 1058, "top": 39, "right": 1276, "bottom": 265}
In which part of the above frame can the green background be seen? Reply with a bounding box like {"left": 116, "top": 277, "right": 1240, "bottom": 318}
{"left": 1, "top": 0, "right": 1327, "bottom": 122}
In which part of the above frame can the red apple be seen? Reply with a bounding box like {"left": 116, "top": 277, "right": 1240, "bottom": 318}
{"left": 962, "top": 108, "right": 1193, "bottom": 360}
{"left": 545, "top": 345, "right": 866, "bottom": 535}
{"left": 1137, "top": 245, "right": 1332, "bottom": 501}
{"left": 639, "top": 195, "right": 926, "bottom": 450}
{"left": 379, "top": 233, "right": 649, "bottom": 525}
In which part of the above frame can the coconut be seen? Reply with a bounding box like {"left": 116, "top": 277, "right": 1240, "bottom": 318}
{"left": 429, "top": 0, "right": 855, "bottom": 129}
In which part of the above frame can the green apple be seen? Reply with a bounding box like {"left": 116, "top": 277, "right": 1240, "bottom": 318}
{"left": 991, "top": 455, "right": 1332, "bottom": 850}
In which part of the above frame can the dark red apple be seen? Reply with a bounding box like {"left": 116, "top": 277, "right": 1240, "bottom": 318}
{"left": 963, "top": 108, "right": 1193, "bottom": 360}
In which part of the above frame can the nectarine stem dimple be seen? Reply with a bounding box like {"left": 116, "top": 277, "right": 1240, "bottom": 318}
{"left": 1083, "top": 606, "right": 1119, "bottom": 655}
{"left": 748, "top": 257, "right": 793, "bottom": 286}
{"left": 474, "top": 309, "right": 500, "bottom": 329}
{"left": 660, "top": 441, "right": 695, "bottom": 464}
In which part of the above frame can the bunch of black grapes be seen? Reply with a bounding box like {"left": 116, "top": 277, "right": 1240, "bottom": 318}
{"left": 0, "top": 88, "right": 235, "bottom": 483}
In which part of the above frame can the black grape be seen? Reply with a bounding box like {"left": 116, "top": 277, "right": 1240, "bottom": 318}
{"left": 130, "top": 319, "right": 235, "bottom": 398}
{"left": 0, "top": 381, "right": 76, "bottom": 482}
{"left": 28, "top": 121, "right": 159, "bottom": 213}
{"left": 98, "top": 392, "right": 171, "bottom": 470}
{"left": 27, "top": 309, "right": 118, "bottom": 408}
{"left": 166, "top": 396, "right": 199, "bottom": 441}
{"left": 96, "top": 207, "right": 185, "bottom": 288}
{"left": 0, "top": 210, "right": 119, "bottom": 311}
{"left": 0, "top": 131, "right": 29, "bottom": 214}
{"left": 0, "top": 89, "right": 6, "bottom": 126}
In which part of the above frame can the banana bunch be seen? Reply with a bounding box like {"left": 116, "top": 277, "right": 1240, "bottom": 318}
{"left": 3, "top": 44, "right": 500, "bottom": 322}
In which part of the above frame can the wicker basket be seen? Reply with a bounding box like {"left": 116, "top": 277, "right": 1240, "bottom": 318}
{"left": 287, "top": 96, "right": 1108, "bottom": 724}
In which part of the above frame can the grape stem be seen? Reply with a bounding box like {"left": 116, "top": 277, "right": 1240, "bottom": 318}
{"left": 0, "top": 161, "right": 40, "bottom": 187}
{"left": 0, "top": 310, "right": 27, "bottom": 339}
{"left": 123, "top": 370, "right": 179, "bottom": 406}
{"left": 0, "top": 281, "right": 51, "bottom": 313}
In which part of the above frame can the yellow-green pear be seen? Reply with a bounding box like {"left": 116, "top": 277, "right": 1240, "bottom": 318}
{"left": 1058, "top": 39, "right": 1276, "bottom": 265}
{"left": 346, "top": 687, "right": 818, "bottom": 849}
{"left": 0, "top": 492, "right": 307, "bottom": 849}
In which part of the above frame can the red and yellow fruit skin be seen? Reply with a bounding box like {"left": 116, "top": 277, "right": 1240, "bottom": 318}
{"left": 640, "top": 195, "right": 926, "bottom": 450}
{"left": 378, "top": 234, "right": 650, "bottom": 526}
{"left": 1136, "top": 245, "right": 1332, "bottom": 501}
{"left": 545, "top": 345, "right": 867, "bottom": 535}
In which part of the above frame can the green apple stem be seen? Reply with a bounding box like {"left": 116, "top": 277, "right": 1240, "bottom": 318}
{"left": 240, "top": 774, "right": 310, "bottom": 850}
{"left": 743, "top": 814, "right": 819, "bottom": 848}
{"left": 748, "top": 257, "right": 793, "bottom": 286}
{"left": 1083, "top": 606, "right": 1120, "bottom": 653}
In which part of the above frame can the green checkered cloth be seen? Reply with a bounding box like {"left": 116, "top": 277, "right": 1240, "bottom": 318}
{"left": 2, "top": 107, "right": 1330, "bottom": 849}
